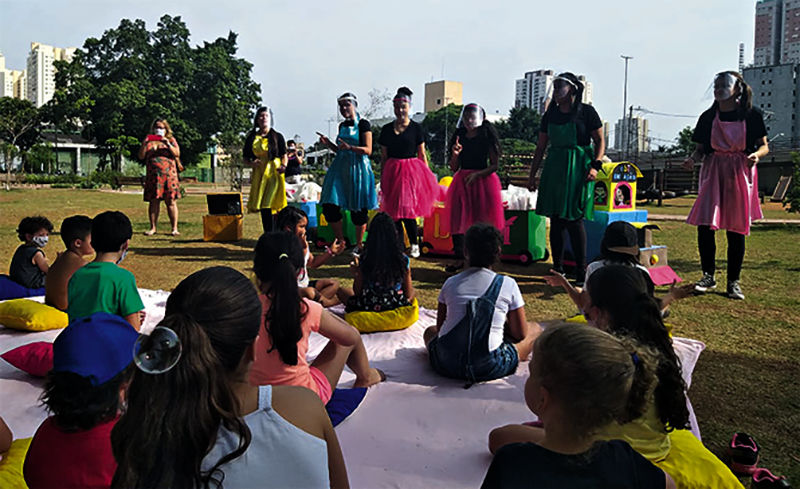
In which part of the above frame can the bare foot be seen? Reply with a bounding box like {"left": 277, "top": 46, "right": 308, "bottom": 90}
{"left": 171, "top": 230, "right": 180, "bottom": 236}
{"left": 353, "top": 368, "right": 386, "bottom": 388}
{"left": 143, "top": 229, "right": 156, "bottom": 236}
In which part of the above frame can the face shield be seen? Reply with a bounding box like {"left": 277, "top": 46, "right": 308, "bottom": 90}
{"left": 256, "top": 107, "right": 274, "bottom": 132}
{"left": 552, "top": 76, "right": 577, "bottom": 102}
{"left": 338, "top": 93, "right": 358, "bottom": 120}
{"left": 712, "top": 72, "right": 739, "bottom": 102}
{"left": 457, "top": 103, "right": 485, "bottom": 130}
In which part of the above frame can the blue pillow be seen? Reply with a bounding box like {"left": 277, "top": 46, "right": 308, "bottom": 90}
{"left": 0, "top": 275, "right": 45, "bottom": 301}
{"left": 325, "top": 387, "right": 368, "bottom": 427}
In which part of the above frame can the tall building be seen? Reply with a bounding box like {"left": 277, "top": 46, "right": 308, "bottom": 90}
{"left": 743, "top": 64, "right": 796, "bottom": 144}
{"left": 754, "top": 0, "right": 800, "bottom": 66}
{"left": 514, "top": 69, "right": 593, "bottom": 113}
{"left": 424, "top": 80, "right": 463, "bottom": 113}
{"left": 0, "top": 52, "right": 26, "bottom": 99}
{"left": 755, "top": 0, "right": 783, "bottom": 66}
{"left": 26, "top": 42, "right": 76, "bottom": 107}
{"left": 614, "top": 116, "right": 650, "bottom": 154}
{"left": 515, "top": 69, "right": 554, "bottom": 113}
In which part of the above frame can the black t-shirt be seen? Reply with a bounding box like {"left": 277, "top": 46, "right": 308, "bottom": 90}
{"left": 242, "top": 129, "right": 287, "bottom": 161}
{"left": 540, "top": 104, "right": 603, "bottom": 146}
{"left": 379, "top": 120, "right": 425, "bottom": 159}
{"left": 454, "top": 127, "right": 496, "bottom": 170}
{"left": 481, "top": 441, "right": 665, "bottom": 489}
{"left": 285, "top": 154, "right": 301, "bottom": 176}
{"left": 9, "top": 244, "right": 46, "bottom": 289}
{"left": 691, "top": 107, "right": 767, "bottom": 155}
{"left": 339, "top": 119, "right": 372, "bottom": 147}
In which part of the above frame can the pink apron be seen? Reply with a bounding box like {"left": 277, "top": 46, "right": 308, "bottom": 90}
{"left": 686, "top": 113, "right": 762, "bottom": 235}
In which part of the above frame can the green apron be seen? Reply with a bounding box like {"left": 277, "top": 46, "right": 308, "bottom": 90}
{"left": 535, "top": 121, "right": 595, "bottom": 221}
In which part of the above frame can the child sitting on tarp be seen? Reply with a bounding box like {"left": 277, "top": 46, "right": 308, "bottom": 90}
{"left": 425, "top": 223, "right": 541, "bottom": 385}
{"left": 276, "top": 206, "right": 344, "bottom": 307}
{"left": 23, "top": 313, "right": 139, "bottom": 489}
{"left": 482, "top": 325, "right": 675, "bottom": 488}
{"left": 544, "top": 221, "right": 692, "bottom": 315}
{"left": 66, "top": 211, "right": 144, "bottom": 331}
{"left": 337, "top": 212, "right": 415, "bottom": 314}
{"left": 489, "top": 266, "right": 745, "bottom": 488}
{"left": 250, "top": 231, "right": 385, "bottom": 406}
{"left": 9, "top": 216, "right": 53, "bottom": 290}
{"left": 45, "top": 215, "right": 93, "bottom": 311}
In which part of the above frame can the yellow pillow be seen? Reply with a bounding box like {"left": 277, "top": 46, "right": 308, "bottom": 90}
{"left": 0, "top": 437, "right": 32, "bottom": 489}
{"left": 345, "top": 298, "right": 419, "bottom": 333}
{"left": 656, "top": 430, "right": 745, "bottom": 489}
{"left": 0, "top": 299, "right": 69, "bottom": 331}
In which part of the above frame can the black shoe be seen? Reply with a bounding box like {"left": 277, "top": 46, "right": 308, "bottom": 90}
{"left": 695, "top": 273, "right": 717, "bottom": 292}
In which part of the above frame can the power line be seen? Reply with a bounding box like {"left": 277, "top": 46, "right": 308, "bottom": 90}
{"left": 632, "top": 106, "right": 695, "bottom": 118}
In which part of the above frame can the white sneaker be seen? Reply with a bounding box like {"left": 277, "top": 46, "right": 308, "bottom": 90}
{"left": 410, "top": 244, "right": 420, "bottom": 258}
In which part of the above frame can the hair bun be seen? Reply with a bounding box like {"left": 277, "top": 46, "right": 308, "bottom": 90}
{"left": 397, "top": 86, "right": 413, "bottom": 97}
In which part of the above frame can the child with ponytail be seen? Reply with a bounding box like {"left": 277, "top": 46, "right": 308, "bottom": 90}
{"left": 250, "top": 232, "right": 384, "bottom": 406}
{"left": 276, "top": 206, "right": 344, "bottom": 307}
{"left": 483, "top": 325, "right": 675, "bottom": 489}
{"left": 111, "top": 266, "right": 348, "bottom": 488}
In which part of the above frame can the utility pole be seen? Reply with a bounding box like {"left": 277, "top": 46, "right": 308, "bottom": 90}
{"left": 621, "top": 55, "right": 633, "bottom": 161}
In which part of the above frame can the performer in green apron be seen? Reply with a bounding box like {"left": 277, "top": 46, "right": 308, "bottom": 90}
{"left": 529, "top": 72, "right": 606, "bottom": 287}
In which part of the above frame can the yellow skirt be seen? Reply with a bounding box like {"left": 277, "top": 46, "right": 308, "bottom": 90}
{"left": 248, "top": 157, "right": 287, "bottom": 213}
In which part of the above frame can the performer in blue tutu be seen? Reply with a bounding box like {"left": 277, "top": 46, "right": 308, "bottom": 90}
{"left": 318, "top": 93, "right": 378, "bottom": 256}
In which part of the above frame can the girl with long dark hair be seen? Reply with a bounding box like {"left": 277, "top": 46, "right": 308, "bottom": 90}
{"left": 337, "top": 212, "right": 415, "bottom": 313}
{"left": 528, "top": 72, "right": 605, "bottom": 287}
{"left": 684, "top": 71, "right": 768, "bottom": 300}
{"left": 250, "top": 232, "right": 384, "bottom": 406}
{"left": 319, "top": 93, "right": 378, "bottom": 255}
{"left": 443, "top": 103, "right": 505, "bottom": 273}
{"left": 111, "top": 267, "right": 348, "bottom": 488}
{"left": 245, "top": 106, "right": 288, "bottom": 233}
{"left": 483, "top": 325, "right": 673, "bottom": 488}
{"left": 379, "top": 87, "right": 441, "bottom": 256}
{"left": 490, "top": 265, "right": 691, "bottom": 467}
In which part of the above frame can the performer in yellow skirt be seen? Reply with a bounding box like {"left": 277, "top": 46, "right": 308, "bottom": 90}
{"left": 245, "top": 106, "right": 288, "bottom": 232}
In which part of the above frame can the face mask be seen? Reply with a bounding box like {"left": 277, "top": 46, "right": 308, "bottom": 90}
{"left": 32, "top": 235, "right": 48, "bottom": 248}
{"left": 155, "top": 128, "right": 166, "bottom": 137}
{"left": 117, "top": 249, "right": 128, "bottom": 265}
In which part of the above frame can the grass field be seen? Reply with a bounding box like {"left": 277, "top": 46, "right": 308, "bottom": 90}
{"left": 2, "top": 188, "right": 799, "bottom": 481}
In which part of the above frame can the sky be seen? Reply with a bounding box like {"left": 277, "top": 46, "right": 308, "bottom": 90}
{"left": 0, "top": 0, "right": 757, "bottom": 149}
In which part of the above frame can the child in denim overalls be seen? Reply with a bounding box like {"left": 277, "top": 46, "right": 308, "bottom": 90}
{"left": 424, "top": 223, "right": 541, "bottom": 385}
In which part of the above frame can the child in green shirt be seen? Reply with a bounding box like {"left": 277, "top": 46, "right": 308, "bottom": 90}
{"left": 67, "top": 211, "right": 144, "bottom": 330}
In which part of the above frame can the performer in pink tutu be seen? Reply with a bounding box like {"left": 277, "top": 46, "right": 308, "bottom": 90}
{"left": 442, "top": 103, "right": 504, "bottom": 273}
{"left": 379, "top": 87, "right": 441, "bottom": 258}
{"left": 684, "top": 71, "right": 768, "bottom": 300}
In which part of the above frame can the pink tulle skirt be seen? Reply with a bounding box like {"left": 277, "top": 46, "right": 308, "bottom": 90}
{"left": 442, "top": 170, "right": 505, "bottom": 236}
{"left": 686, "top": 152, "right": 762, "bottom": 235}
{"left": 381, "top": 157, "right": 443, "bottom": 220}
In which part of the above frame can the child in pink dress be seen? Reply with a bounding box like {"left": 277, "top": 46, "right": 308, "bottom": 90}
{"left": 684, "top": 71, "right": 768, "bottom": 300}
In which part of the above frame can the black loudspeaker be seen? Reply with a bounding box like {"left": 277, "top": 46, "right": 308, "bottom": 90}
{"left": 206, "top": 193, "right": 243, "bottom": 216}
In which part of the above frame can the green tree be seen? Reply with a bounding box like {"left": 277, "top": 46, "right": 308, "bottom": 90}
{"left": 0, "top": 97, "right": 41, "bottom": 189}
{"left": 421, "top": 103, "right": 463, "bottom": 166}
{"left": 49, "top": 15, "right": 261, "bottom": 170}
{"left": 25, "top": 142, "right": 55, "bottom": 174}
{"left": 495, "top": 106, "right": 541, "bottom": 143}
{"left": 668, "top": 126, "right": 695, "bottom": 156}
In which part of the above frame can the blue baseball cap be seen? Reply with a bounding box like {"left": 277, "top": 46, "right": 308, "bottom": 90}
{"left": 53, "top": 312, "right": 139, "bottom": 386}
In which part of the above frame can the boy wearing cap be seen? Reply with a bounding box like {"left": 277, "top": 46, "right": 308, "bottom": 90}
{"left": 66, "top": 211, "right": 144, "bottom": 331}
{"left": 45, "top": 215, "right": 94, "bottom": 311}
{"left": 23, "top": 312, "right": 139, "bottom": 489}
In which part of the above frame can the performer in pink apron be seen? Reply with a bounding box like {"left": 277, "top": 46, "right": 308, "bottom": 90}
{"left": 684, "top": 71, "right": 768, "bottom": 300}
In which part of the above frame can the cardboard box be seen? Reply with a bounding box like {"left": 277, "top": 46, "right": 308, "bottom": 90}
{"left": 203, "top": 214, "right": 243, "bottom": 242}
